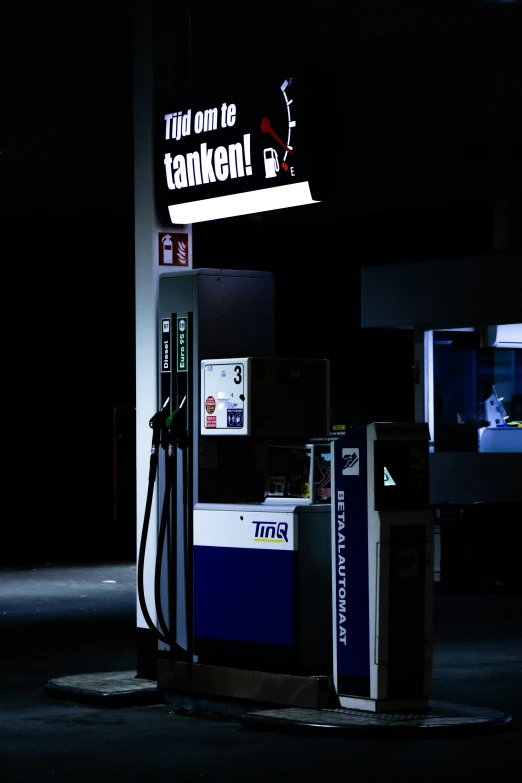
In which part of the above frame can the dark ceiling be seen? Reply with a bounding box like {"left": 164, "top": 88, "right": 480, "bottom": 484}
{"left": 148, "top": 1, "right": 521, "bottom": 262}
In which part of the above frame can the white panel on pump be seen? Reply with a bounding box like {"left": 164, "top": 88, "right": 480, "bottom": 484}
{"left": 201, "top": 358, "right": 250, "bottom": 435}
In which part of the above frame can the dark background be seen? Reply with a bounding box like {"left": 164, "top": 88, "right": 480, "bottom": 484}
{"left": 0, "top": 1, "right": 520, "bottom": 564}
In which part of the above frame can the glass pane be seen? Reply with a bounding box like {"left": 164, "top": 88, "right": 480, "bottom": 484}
{"left": 433, "top": 330, "right": 522, "bottom": 453}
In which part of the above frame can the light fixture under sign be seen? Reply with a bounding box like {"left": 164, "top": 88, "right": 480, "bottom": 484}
{"left": 167, "top": 181, "right": 319, "bottom": 224}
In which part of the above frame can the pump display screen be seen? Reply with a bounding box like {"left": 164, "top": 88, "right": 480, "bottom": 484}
{"left": 373, "top": 440, "right": 429, "bottom": 511}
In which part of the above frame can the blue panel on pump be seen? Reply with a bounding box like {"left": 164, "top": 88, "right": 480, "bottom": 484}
{"left": 194, "top": 546, "right": 295, "bottom": 647}
{"left": 333, "top": 428, "right": 371, "bottom": 695}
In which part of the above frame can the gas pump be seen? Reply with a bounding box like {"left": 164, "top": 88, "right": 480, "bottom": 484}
{"left": 139, "top": 269, "right": 334, "bottom": 708}
{"left": 155, "top": 351, "right": 333, "bottom": 706}
{"left": 136, "top": 269, "right": 276, "bottom": 675}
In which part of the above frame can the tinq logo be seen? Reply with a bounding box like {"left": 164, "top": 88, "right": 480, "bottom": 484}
{"left": 252, "top": 521, "right": 289, "bottom": 543}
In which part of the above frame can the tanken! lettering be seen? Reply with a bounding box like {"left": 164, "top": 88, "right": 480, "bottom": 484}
{"left": 164, "top": 135, "right": 253, "bottom": 190}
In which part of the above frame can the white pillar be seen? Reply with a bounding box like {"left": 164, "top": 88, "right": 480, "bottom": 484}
{"left": 132, "top": 4, "right": 193, "bottom": 633}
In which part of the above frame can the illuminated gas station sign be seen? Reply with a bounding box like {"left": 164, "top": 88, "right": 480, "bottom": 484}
{"left": 155, "top": 74, "right": 320, "bottom": 224}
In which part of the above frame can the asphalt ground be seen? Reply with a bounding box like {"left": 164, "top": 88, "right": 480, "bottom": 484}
{"left": 1, "top": 562, "right": 521, "bottom": 781}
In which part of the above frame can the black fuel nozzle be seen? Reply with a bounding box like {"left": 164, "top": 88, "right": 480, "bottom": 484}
{"left": 149, "top": 397, "right": 171, "bottom": 454}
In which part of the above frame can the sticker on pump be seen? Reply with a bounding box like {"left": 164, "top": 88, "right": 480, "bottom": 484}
{"left": 205, "top": 396, "right": 216, "bottom": 414}
{"left": 227, "top": 409, "right": 243, "bottom": 428}
{"left": 383, "top": 467, "right": 397, "bottom": 486}
{"left": 342, "top": 448, "right": 359, "bottom": 475}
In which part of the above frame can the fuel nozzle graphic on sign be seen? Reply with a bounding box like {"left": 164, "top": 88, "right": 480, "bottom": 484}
{"left": 263, "top": 147, "right": 280, "bottom": 178}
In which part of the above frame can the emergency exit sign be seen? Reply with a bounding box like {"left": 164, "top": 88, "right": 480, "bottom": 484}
{"left": 177, "top": 317, "right": 188, "bottom": 372}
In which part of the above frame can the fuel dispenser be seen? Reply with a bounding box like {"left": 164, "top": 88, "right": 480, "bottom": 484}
{"left": 137, "top": 268, "right": 276, "bottom": 675}
{"left": 140, "top": 269, "right": 334, "bottom": 707}
{"left": 331, "top": 422, "right": 434, "bottom": 712}
{"left": 155, "top": 353, "right": 333, "bottom": 705}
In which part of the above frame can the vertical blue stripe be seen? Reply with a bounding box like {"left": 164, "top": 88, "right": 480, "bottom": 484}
{"left": 334, "top": 429, "right": 370, "bottom": 684}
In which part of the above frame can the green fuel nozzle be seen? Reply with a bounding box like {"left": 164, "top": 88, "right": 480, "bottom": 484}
{"left": 166, "top": 395, "right": 186, "bottom": 429}
{"left": 164, "top": 396, "right": 188, "bottom": 448}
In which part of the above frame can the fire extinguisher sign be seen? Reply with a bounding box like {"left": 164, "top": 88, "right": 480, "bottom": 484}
{"left": 159, "top": 232, "right": 189, "bottom": 266}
